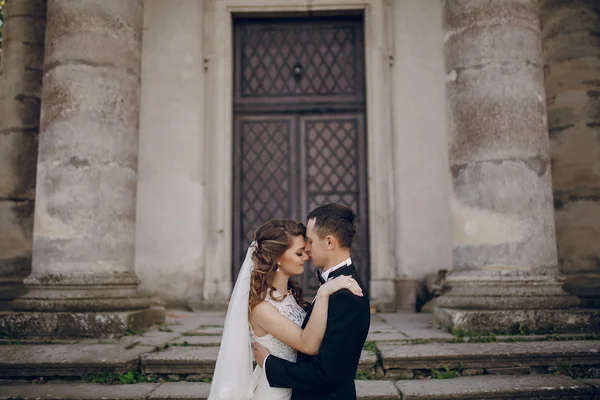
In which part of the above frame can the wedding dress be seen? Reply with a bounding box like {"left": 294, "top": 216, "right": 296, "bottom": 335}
{"left": 208, "top": 244, "right": 307, "bottom": 400}
{"left": 251, "top": 289, "right": 306, "bottom": 400}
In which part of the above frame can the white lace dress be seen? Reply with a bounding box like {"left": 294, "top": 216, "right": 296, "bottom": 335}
{"left": 251, "top": 289, "right": 307, "bottom": 400}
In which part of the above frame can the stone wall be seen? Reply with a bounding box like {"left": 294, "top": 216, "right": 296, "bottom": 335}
{"left": 390, "top": 0, "right": 452, "bottom": 310}
{"left": 390, "top": 0, "right": 452, "bottom": 283}
{"left": 0, "top": 0, "right": 46, "bottom": 309}
{"left": 542, "top": 0, "right": 600, "bottom": 307}
{"left": 136, "top": 0, "right": 207, "bottom": 308}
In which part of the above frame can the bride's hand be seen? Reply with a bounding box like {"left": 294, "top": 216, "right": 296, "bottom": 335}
{"left": 317, "top": 275, "right": 363, "bottom": 298}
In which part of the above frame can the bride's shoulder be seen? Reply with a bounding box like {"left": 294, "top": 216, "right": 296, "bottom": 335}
{"left": 250, "top": 299, "right": 278, "bottom": 318}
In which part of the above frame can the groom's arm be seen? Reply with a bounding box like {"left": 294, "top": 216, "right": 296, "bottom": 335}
{"left": 264, "top": 290, "right": 366, "bottom": 391}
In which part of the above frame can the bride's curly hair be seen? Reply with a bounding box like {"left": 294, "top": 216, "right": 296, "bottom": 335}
{"left": 249, "top": 219, "right": 309, "bottom": 311}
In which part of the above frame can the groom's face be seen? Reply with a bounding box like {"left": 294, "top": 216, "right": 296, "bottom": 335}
{"left": 305, "top": 218, "right": 328, "bottom": 268}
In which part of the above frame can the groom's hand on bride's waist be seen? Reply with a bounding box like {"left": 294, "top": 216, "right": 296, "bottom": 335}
{"left": 253, "top": 342, "right": 270, "bottom": 368}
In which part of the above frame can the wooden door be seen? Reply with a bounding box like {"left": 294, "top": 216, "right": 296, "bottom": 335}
{"left": 233, "top": 16, "right": 369, "bottom": 295}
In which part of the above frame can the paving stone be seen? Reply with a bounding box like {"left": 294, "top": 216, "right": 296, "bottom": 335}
{"left": 385, "top": 369, "right": 414, "bottom": 380}
{"left": 0, "top": 344, "right": 155, "bottom": 377}
{"left": 149, "top": 382, "right": 211, "bottom": 399}
{"left": 485, "top": 367, "right": 531, "bottom": 375}
{"left": 1, "top": 377, "right": 594, "bottom": 400}
{"left": 141, "top": 347, "right": 219, "bottom": 376}
{"left": 150, "top": 381, "right": 400, "bottom": 400}
{"left": 494, "top": 333, "right": 594, "bottom": 342}
{"left": 369, "top": 316, "right": 400, "bottom": 334}
{"left": 185, "top": 375, "right": 209, "bottom": 382}
{"left": 378, "top": 313, "right": 454, "bottom": 340}
{"left": 367, "top": 332, "right": 410, "bottom": 342}
{"left": 360, "top": 350, "right": 378, "bottom": 368}
{"left": 169, "top": 336, "right": 222, "bottom": 347}
{"left": 181, "top": 327, "right": 223, "bottom": 336}
{"left": 395, "top": 375, "right": 594, "bottom": 399}
{"left": 163, "top": 311, "right": 224, "bottom": 334}
{"left": 582, "top": 378, "right": 600, "bottom": 389}
{"left": 121, "top": 331, "right": 183, "bottom": 349}
{"left": 0, "top": 383, "right": 158, "bottom": 399}
{"left": 379, "top": 340, "right": 600, "bottom": 370}
{"left": 0, "top": 381, "right": 398, "bottom": 400}
{"left": 355, "top": 380, "right": 400, "bottom": 399}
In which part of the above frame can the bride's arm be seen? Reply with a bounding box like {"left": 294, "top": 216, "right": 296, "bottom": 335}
{"left": 251, "top": 276, "right": 362, "bottom": 356}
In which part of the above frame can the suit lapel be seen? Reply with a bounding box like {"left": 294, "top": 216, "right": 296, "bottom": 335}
{"left": 327, "top": 263, "right": 356, "bottom": 281}
{"left": 302, "top": 264, "right": 359, "bottom": 329}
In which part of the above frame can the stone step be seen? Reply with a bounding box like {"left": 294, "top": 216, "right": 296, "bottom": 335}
{"left": 0, "top": 344, "right": 156, "bottom": 378}
{"left": 140, "top": 346, "right": 378, "bottom": 377}
{"left": 379, "top": 339, "right": 600, "bottom": 380}
{"left": 395, "top": 375, "right": 600, "bottom": 399}
{"left": 0, "top": 381, "right": 399, "bottom": 400}
{"left": 1, "top": 376, "right": 598, "bottom": 400}
{"left": 1, "top": 340, "right": 599, "bottom": 381}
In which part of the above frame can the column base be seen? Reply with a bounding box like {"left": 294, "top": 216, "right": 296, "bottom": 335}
{"left": 11, "top": 271, "right": 152, "bottom": 312}
{"left": 433, "top": 268, "right": 591, "bottom": 333}
{"left": 0, "top": 306, "right": 165, "bottom": 338}
{"left": 434, "top": 307, "right": 600, "bottom": 334}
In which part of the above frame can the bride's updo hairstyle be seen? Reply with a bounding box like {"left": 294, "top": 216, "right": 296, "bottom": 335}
{"left": 249, "top": 219, "right": 308, "bottom": 311}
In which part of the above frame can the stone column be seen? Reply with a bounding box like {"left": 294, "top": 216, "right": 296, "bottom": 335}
{"left": 434, "top": 0, "right": 596, "bottom": 334}
{"left": 3, "top": 0, "right": 163, "bottom": 337}
{"left": 0, "top": 0, "right": 46, "bottom": 309}
{"left": 542, "top": 0, "right": 600, "bottom": 308}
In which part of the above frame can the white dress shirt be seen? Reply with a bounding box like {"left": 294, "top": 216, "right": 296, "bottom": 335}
{"left": 321, "top": 257, "right": 352, "bottom": 281}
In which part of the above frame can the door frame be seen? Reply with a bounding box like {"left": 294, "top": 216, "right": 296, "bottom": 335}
{"left": 202, "top": 0, "right": 397, "bottom": 310}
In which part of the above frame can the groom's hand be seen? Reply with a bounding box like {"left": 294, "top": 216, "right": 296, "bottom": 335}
{"left": 252, "top": 342, "right": 270, "bottom": 368}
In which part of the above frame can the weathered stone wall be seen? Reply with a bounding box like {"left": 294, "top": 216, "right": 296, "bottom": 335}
{"left": 390, "top": 0, "right": 452, "bottom": 309}
{"left": 542, "top": 0, "right": 600, "bottom": 307}
{"left": 136, "top": 0, "right": 207, "bottom": 308}
{"left": 0, "top": 0, "right": 46, "bottom": 309}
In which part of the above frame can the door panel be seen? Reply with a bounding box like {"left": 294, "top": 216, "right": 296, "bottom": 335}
{"left": 232, "top": 115, "right": 298, "bottom": 277}
{"left": 234, "top": 18, "right": 365, "bottom": 105}
{"left": 299, "top": 115, "right": 369, "bottom": 292}
{"left": 232, "top": 17, "right": 369, "bottom": 295}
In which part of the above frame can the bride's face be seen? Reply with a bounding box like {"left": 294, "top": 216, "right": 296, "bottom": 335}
{"left": 277, "top": 235, "right": 309, "bottom": 276}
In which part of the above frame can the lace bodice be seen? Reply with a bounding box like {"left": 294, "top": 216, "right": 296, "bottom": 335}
{"left": 251, "top": 289, "right": 307, "bottom": 362}
{"left": 249, "top": 289, "right": 306, "bottom": 400}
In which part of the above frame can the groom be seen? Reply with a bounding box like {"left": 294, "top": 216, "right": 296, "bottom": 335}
{"left": 253, "top": 203, "right": 371, "bottom": 399}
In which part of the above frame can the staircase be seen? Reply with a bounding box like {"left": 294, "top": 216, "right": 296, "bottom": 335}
{"left": 1, "top": 311, "right": 599, "bottom": 399}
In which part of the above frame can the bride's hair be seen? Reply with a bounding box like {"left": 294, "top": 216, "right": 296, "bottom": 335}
{"left": 249, "top": 219, "right": 309, "bottom": 311}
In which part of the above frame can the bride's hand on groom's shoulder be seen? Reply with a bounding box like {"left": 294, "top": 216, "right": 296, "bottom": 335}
{"left": 317, "top": 275, "right": 363, "bottom": 298}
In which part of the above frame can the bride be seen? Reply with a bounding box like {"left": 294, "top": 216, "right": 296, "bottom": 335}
{"left": 208, "top": 219, "right": 363, "bottom": 400}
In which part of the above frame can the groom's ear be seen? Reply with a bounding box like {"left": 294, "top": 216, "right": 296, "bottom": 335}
{"left": 325, "top": 235, "right": 336, "bottom": 250}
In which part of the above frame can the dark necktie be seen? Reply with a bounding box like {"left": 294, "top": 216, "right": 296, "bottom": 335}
{"left": 316, "top": 269, "right": 325, "bottom": 285}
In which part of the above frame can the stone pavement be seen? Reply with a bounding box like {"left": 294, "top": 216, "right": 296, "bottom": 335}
{"left": 0, "top": 310, "right": 599, "bottom": 399}
{"left": 1, "top": 375, "right": 600, "bottom": 399}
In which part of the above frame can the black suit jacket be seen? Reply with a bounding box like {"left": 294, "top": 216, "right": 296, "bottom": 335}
{"left": 265, "top": 264, "right": 371, "bottom": 399}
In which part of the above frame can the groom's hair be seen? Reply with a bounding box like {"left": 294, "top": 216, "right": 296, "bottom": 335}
{"left": 307, "top": 203, "right": 356, "bottom": 249}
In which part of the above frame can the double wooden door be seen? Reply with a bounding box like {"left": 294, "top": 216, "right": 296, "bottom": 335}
{"left": 232, "top": 16, "right": 369, "bottom": 295}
